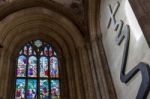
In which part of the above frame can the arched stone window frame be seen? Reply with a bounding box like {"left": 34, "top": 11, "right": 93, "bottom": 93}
{"left": 15, "top": 39, "right": 61, "bottom": 99}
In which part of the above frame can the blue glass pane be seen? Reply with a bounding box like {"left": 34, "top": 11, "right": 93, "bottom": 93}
{"left": 27, "top": 79, "right": 37, "bottom": 99}
{"left": 51, "top": 80, "right": 60, "bottom": 99}
{"left": 15, "top": 79, "right": 26, "bottom": 99}
{"left": 50, "top": 57, "right": 59, "bottom": 78}
{"left": 28, "top": 56, "right": 37, "bottom": 77}
{"left": 17, "top": 55, "right": 27, "bottom": 77}
{"left": 40, "top": 57, "right": 48, "bottom": 77}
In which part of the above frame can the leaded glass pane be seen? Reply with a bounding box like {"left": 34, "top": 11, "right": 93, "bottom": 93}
{"left": 24, "top": 46, "right": 28, "bottom": 55}
{"left": 40, "top": 80, "right": 49, "bottom": 99}
{"left": 28, "top": 46, "right": 33, "bottom": 55}
{"left": 49, "top": 47, "right": 53, "bottom": 56}
{"left": 40, "top": 51, "right": 44, "bottom": 56}
{"left": 17, "top": 55, "right": 27, "bottom": 77}
{"left": 34, "top": 40, "right": 42, "bottom": 48}
{"left": 54, "top": 51, "right": 57, "bottom": 56}
{"left": 28, "top": 56, "right": 37, "bottom": 77}
{"left": 27, "top": 79, "right": 37, "bottom": 99}
{"left": 19, "top": 50, "right": 23, "bottom": 55}
{"left": 40, "top": 57, "right": 48, "bottom": 77}
{"left": 51, "top": 80, "right": 60, "bottom": 99}
{"left": 50, "top": 57, "right": 59, "bottom": 78}
{"left": 15, "top": 79, "right": 26, "bottom": 99}
{"left": 44, "top": 47, "right": 48, "bottom": 56}
{"left": 16, "top": 40, "right": 60, "bottom": 99}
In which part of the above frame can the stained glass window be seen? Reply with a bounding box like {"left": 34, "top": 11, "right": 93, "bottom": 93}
{"left": 15, "top": 40, "right": 60, "bottom": 99}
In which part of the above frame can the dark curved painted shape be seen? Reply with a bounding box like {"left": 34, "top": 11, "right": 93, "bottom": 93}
{"left": 115, "top": 21, "right": 150, "bottom": 99}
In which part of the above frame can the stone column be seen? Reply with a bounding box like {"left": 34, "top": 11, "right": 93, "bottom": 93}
{"left": 77, "top": 43, "right": 98, "bottom": 99}
{"left": 90, "top": 36, "right": 117, "bottom": 99}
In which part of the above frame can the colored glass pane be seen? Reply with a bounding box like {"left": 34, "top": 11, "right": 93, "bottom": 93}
{"left": 15, "top": 79, "right": 26, "bottom": 99}
{"left": 51, "top": 80, "right": 60, "bottom": 99}
{"left": 40, "top": 57, "right": 48, "bottom": 77}
{"left": 44, "top": 47, "right": 48, "bottom": 56}
{"left": 54, "top": 51, "right": 57, "bottom": 56}
{"left": 24, "top": 46, "right": 28, "bottom": 55}
{"left": 40, "top": 80, "right": 49, "bottom": 99}
{"left": 27, "top": 79, "right": 37, "bottom": 99}
{"left": 49, "top": 47, "right": 53, "bottom": 56}
{"left": 28, "top": 46, "right": 32, "bottom": 55}
{"left": 16, "top": 40, "right": 60, "bottom": 98}
{"left": 34, "top": 40, "right": 42, "bottom": 48}
{"left": 19, "top": 50, "right": 23, "bottom": 55}
{"left": 17, "top": 55, "right": 27, "bottom": 77}
{"left": 28, "top": 56, "right": 37, "bottom": 77}
{"left": 50, "top": 57, "right": 59, "bottom": 78}
{"left": 40, "top": 51, "right": 44, "bottom": 55}
{"left": 33, "top": 51, "right": 36, "bottom": 55}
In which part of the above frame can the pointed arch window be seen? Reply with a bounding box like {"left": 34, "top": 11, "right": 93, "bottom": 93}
{"left": 15, "top": 40, "right": 60, "bottom": 99}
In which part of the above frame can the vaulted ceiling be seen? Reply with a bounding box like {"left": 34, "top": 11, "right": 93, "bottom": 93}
{"left": 0, "top": 0, "right": 99, "bottom": 41}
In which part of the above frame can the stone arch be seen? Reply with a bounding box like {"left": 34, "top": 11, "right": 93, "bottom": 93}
{"left": 0, "top": 6, "right": 95, "bottom": 99}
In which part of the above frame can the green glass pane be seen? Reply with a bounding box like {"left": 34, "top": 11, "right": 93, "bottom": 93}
{"left": 40, "top": 80, "right": 49, "bottom": 99}
{"left": 34, "top": 40, "right": 42, "bottom": 48}
{"left": 27, "top": 79, "right": 37, "bottom": 99}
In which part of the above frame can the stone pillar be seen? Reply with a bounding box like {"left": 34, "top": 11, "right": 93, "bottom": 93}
{"left": 77, "top": 44, "right": 97, "bottom": 99}
{"left": 90, "top": 36, "right": 117, "bottom": 99}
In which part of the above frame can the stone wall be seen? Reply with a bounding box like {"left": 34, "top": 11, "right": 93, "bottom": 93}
{"left": 100, "top": 0, "right": 150, "bottom": 99}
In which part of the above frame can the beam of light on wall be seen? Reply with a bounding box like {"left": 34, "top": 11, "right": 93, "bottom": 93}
{"left": 125, "top": 0, "right": 142, "bottom": 41}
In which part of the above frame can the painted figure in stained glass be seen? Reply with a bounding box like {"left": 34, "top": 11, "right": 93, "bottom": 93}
{"left": 50, "top": 57, "right": 59, "bottom": 78}
{"left": 15, "top": 79, "right": 26, "bottom": 99}
{"left": 28, "top": 56, "right": 37, "bottom": 77}
{"left": 51, "top": 80, "right": 60, "bottom": 99}
{"left": 15, "top": 40, "right": 60, "bottom": 99}
{"left": 17, "top": 55, "right": 27, "bottom": 77}
{"left": 27, "top": 80, "right": 37, "bottom": 99}
{"left": 40, "top": 80, "right": 49, "bottom": 99}
{"left": 40, "top": 57, "right": 48, "bottom": 77}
